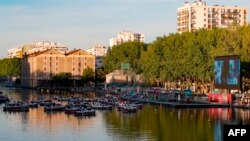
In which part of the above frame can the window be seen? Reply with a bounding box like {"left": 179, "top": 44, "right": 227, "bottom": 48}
{"left": 56, "top": 57, "right": 58, "bottom": 60}
{"left": 44, "top": 68, "right": 46, "bottom": 71}
{"left": 56, "top": 62, "right": 58, "bottom": 66}
{"left": 78, "top": 63, "right": 81, "bottom": 67}
{"left": 73, "top": 68, "right": 75, "bottom": 71}
{"left": 208, "top": 8, "right": 211, "bottom": 12}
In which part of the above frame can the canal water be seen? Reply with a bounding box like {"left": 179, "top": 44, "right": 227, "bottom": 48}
{"left": 0, "top": 86, "right": 250, "bottom": 141}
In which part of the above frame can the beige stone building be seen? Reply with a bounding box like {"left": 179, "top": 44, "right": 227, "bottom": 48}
{"left": 21, "top": 49, "right": 95, "bottom": 88}
{"left": 178, "top": 0, "right": 248, "bottom": 33}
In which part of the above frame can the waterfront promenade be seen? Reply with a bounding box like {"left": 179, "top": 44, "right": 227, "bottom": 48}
{"left": 121, "top": 95, "right": 231, "bottom": 108}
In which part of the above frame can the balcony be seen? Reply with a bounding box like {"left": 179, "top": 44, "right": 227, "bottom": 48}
{"left": 191, "top": 20, "right": 196, "bottom": 24}
{"left": 191, "top": 15, "right": 196, "bottom": 19}
{"left": 212, "top": 10, "right": 219, "bottom": 14}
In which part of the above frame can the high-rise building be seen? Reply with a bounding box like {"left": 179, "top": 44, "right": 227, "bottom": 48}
{"left": 109, "top": 31, "right": 145, "bottom": 47}
{"left": 8, "top": 41, "right": 68, "bottom": 58}
{"left": 177, "top": 0, "right": 248, "bottom": 33}
{"left": 86, "top": 44, "right": 107, "bottom": 57}
{"left": 86, "top": 44, "right": 107, "bottom": 69}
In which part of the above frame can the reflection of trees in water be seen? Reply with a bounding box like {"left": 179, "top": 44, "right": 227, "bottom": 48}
{"left": 234, "top": 109, "right": 250, "bottom": 125}
{"left": 102, "top": 106, "right": 215, "bottom": 141}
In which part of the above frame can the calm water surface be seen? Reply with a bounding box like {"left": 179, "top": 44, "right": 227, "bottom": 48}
{"left": 0, "top": 87, "right": 250, "bottom": 141}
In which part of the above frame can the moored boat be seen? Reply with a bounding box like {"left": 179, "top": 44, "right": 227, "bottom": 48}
{"left": 92, "top": 102, "right": 112, "bottom": 110}
{"left": 65, "top": 105, "right": 82, "bottom": 114}
{"left": 74, "top": 108, "right": 96, "bottom": 116}
{"left": 0, "top": 94, "right": 10, "bottom": 103}
{"left": 122, "top": 105, "right": 137, "bottom": 113}
{"left": 3, "top": 102, "right": 29, "bottom": 112}
{"left": 44, "top": 103, "right": 65, "bottom": 112}
{"left": 29, "top": 101, "right": 39, "bottom": 108}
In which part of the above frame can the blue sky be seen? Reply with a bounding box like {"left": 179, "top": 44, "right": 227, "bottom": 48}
{"left": 0, "top": 0, "right": 249, "bottom": 57}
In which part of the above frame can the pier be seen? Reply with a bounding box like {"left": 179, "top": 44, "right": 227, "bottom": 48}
{"left": 122, "top": 96, "right": 231, "bottom": 108}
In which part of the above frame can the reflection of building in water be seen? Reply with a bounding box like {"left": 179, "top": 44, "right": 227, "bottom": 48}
{"left": 208, "top": 108, "right": 232, "bottom": 121}
{"left": 235, "top": 109, "right": 250, "bottom": 125}
{"left": 27, "top": 107, "right": 97, "bottom": 134}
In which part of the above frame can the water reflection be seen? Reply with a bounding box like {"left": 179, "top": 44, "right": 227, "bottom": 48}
{"left": 0, "top": 87, "right": 250, "bottom": 141}
{"left": 103, "top": 106, "right": 250, "bottom": 141}
{"left": 103, "top": 106, "right": 216, "bottom": 141}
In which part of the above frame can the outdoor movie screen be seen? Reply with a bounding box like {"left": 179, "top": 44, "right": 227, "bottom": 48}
{"left": 214, "top": 55, "right": 241, "bottom": 90}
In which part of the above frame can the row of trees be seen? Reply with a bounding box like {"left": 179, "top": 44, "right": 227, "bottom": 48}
{"left": 0, "top": 58, "right": 21, "bottom": 78}
{"left": 103, "top": 25, "right": 250, "bottom": 91}
{"left": 52, "top": 67, "right": 103, "bottom": 87}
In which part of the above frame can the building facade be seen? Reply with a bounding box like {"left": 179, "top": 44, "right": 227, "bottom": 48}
{"left": 109, "top": 31, "right": 145, "bottom": 47}
{"left": 86, "top": 44, "right": 107, "bottom": 69}
{"left": 7, "top": 46, "right": 23, "bottom": 58}
{"left": 8, "top": 41, "right": 68, "bottom": 58}
{"left": 177, "top": 0, "right": 248, "bottom": 33}
{"left": 21, "top": 49, "right": 95, "bottom": 88}
{"left": 86, "top": 44, "right": 107, "bottom": 57}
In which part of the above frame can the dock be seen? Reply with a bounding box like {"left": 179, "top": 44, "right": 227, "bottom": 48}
{"left": 122, "top": 96, "right": 231, "bottom": 108}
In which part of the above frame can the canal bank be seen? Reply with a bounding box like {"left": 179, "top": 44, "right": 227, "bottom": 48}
{"left": 121, "top": 96, "right": 231, "bottom": 108}
{"left": 0, "top": 87, "right": 250, "bottom": 141}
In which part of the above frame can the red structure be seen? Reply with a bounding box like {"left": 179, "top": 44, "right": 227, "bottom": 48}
{"left": 208, "top": 93, "right": 233, "bottom": 104}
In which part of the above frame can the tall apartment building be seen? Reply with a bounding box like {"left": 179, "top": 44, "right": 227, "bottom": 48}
{"left": 177, "top": 0, "right": 248, "bottom": 33}
{"left": 7, "top": 46, "right": 23, "bottom": 58}
{"left": 86, "top": 44, "right": 107, "bottom": 69}
{"left": 86, "top": 44, "right": 107, "bottom": 57}
{"left": 21, "top": 49, "right": 95, "bottom": 88}
{"left": 8, "top": 41, "right": 68, "bottom": 58}
{"left": 109, "top": 31, "right": 145, "bottom": 47}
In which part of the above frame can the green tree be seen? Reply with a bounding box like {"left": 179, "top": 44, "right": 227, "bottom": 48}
{"left": 52, "top": 72, "right": 72, "bottom": 87}
{"left": 95, "top": 68, "right": 106, "bottom": 83}
{"left": 82, "top": 67, "right": 95, "bottom": 83}
{"left": 103, "top": 25, "right": 250, "bottom": 92}
{"left": 0, "top": 57, "right": 21, "bottom": 77}
{"left": 103, "top": 41, "right": 147, "bottom": 73}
